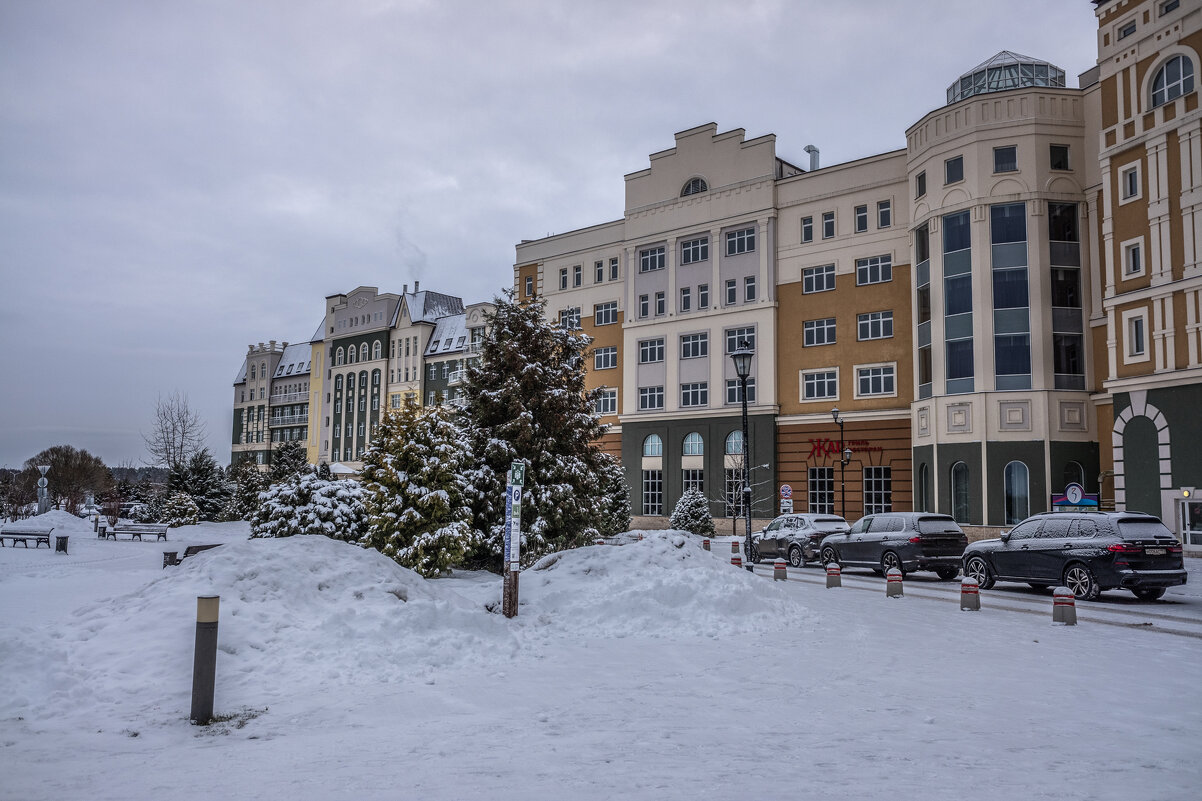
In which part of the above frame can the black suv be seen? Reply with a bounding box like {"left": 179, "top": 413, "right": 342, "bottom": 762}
{"left": 962, "top": 512, "right": 1187, "bottom": 601}
{"left": 750, "top": 514, "right": 849, "bottom": 567}
{"left": 818, "top": 512, "right": 967, "bottom": 580}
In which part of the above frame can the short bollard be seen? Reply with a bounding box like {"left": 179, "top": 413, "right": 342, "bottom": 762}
{"left": 93, "top": 517, "right": 98, "bottom": 533}
{"left": 637, "top": 533, "right": 644, "bottom": 541}
{"left": 825, "top": 563, "right": 841, "bottom": 588}
{"left": 886, "top": 567, "right": 904, "bottom": 598}
{"left": 960, "top": 577, "right": 980, "bottom": 611}
{"left": 731, "top": 540, "right": 739, "bottom": 554}
{"left": 774, "top": 558, "right": 787, "bottom": 581}
{"left": 702, "top": 538, "right": 710, "bottom": 552}
{"left": 55, "top": 535, "right": 69, "bottom": 555}
{"left": 163, "top": 551, "right": 178, "bottom": 569}
{"left": 731, "top": 555, "right": 743, "bottom": 568}
{"left": 190, "top": 595, "right": 220, "bottom": 725}
{"left": 1052, "top": 587, "right": 1077, "bottom": 625}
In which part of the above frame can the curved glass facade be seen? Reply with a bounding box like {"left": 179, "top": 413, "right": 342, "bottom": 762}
{"left": 947, "top": 51, "right": 1066, "bottom": 104}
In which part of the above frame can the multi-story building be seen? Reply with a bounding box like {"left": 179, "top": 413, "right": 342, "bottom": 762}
{"left": 232, "top": 341, "right": 287, "bottom": 467}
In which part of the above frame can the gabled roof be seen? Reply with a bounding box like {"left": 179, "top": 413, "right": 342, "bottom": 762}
{"left": 424, "top": 313, "right": 469, "bottom": 357}
{"left": 273, "top": 343, "right": 312, "bottom": 379}
{"left": 393, "top": 290, "right": 465, "bottom": 327}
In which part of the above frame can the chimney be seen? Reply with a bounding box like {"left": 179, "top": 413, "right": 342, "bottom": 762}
{"left": 804, "top": 145, "right": 820, "bottom": 171}
{"left": 258, "top": 342, "right": 264, "bottom": 350}
{"left": 414, "top": 280, "right": 420, "bottom": 292}
{"left": 269, "top": 340, "right": 276, "bottom": 350}
{"left": 404, "top": 283, "right": 408, "bottom": 294}
{"left": 282, "top": 341, "right": 288, "bottom": 348}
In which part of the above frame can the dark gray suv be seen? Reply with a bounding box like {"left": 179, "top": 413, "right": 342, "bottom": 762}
{"left": 750, "top": 514, "right": 849, "bottom": 567}
{"left": 818, "top": 512, "right": 966, "bottom": 580}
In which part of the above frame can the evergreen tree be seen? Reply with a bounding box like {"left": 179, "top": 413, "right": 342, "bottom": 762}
{"left": 250, "top": 472, "right": 367, "bottom": 541}
{"left": 225, "top": 457, "right": 267, "bottom": 521}
{"left": 270, "top": 440, "right": 309, "bottom": 484}
{"left": 166, "top": 460, "right": 189, "bottom": 494}
{"left": 185, "top": 449, "right": 227, "bottom": 521}
{"left": 461, "top": 290, "right": 616, "bottom": 568}
{"left": 362, "top": 402, "right": 477, "bottom": 577}
{"left": 669, "top": 488, "right": 715, "bottom": 536}
{"left": 316, "top": 462, "right": 332, "bottom": 481}
{"left": 161, "top": 491, "right": 200, "bottom": 527}
{"left": 596, "top": 454, "right": 632, "bottom": 538}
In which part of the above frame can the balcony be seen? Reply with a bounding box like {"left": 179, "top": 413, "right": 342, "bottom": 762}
{"left": 448, "top": 370, "right": 466, "bottom": 386}
{"left": 269, "top": 391, "right": 307, "bottom": 405}
{"left": 269, "top": 414, "right": 309, "bottom": 427}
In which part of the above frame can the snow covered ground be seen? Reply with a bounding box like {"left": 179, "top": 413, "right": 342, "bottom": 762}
{"left": 1, "top": 513, "right": 1199, "bottom": 800}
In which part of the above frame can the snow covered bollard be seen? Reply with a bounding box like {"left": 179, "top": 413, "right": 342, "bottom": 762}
{"left": 731, "top": 555, "right": 743, "bottom": 568}
{"left": 825, "top": 562, "right": 841, "bottom": 588}
{"left": 731, "top": 540, "right": 739, "bottom": 555}
{"left": 886, "top": 567, "right": 904, "bottom": 598}
{"left": 702, "top": 538, "right": 710, "bottom": 551}
{"left": 774, "top": 558, "right": 787, "bottom": 581}
{"left": 960, "top": 577, "right": 980, "bottom": 611}
{"left": 1052, "top": 587, "right": 1077, "bottom": 625}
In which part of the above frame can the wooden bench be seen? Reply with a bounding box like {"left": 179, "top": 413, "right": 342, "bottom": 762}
{"left": 163, "top": 543, "right": 222, "bottom": 568}
{"left": 0, "top": 525, "right": 54, "bottom": 549}
{"left": 110, "top": 523, "right": 169, "bottom": 541}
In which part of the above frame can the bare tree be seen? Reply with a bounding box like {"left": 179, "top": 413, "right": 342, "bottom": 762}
{"left": 143, "top": 391, "right": 207, "bottom": 470}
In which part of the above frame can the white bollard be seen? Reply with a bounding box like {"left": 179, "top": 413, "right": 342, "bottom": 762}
{"left": 1052, "top": 587, "right": 1077, "bottom": 625}
{"left": 773, "top": 558, "right": 787, "bottom": 581}
{"left": 960, "top": 577, "right": 980, "bottom": 611}
{"left": 731, "top": 540, "right": 740, "bottom": 554}
{"left": 825, "top": 562, "right": 842, "bottom": 588}
{"left": 702, "top": 538, "right": 710, "bottom": 551}
{"left": 731, "top": 555, "right": 743, "bottom": 569}
{"left": 886, "top": 567, "right": 904, "bottom": 598}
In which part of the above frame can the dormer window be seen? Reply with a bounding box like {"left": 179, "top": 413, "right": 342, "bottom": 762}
{"left": 681, "top": 177, "right": 708, "bottom": 197}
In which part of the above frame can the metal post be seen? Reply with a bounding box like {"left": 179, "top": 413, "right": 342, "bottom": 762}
{"left": 190, "top": 595, "right": 219, "bottom": 724}
{"left": 741, "top": 373, "right": 752, "bottom": 572}
{"left": 839, "top": 416, "right": 845, "bottom": 520}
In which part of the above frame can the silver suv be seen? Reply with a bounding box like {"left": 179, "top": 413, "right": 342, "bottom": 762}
{"left": 751, "top": 514, "right": 850, "bottom": 567}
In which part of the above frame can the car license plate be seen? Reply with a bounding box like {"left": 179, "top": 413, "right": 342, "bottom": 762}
{"left": 1145, "top": 547, "right": 1166, "bottom": 556}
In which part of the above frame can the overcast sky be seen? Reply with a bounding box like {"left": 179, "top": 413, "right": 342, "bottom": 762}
{"left": 0, "top": 0, "right": 1101, "bottom": 469}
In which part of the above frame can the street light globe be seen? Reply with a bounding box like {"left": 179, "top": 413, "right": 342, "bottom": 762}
{"left": 730, "top": 344, "right": 753, "bottom": 380}
{"left": 830, "top": 407, "right": 840, "bottom": 424}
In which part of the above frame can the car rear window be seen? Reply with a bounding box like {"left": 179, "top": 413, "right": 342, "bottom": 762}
{"left": 1118, "top": 518, "right": 1174, "bottom": 540}
{"left": 812, "top": 519, "right": 848, "bottom": 532}
{"left": 917, "top": 516, "right": 961, "bottom": 535}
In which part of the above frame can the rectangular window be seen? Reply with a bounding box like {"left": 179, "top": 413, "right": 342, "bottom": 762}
{"left": 863, "top": 467, "right": 893, "bottom": 515}
{"left": 915, "top": 171, "right": 927, "bottom": 198}
{"left": 808, "top": 467, "right": 834, "bottom": 515}
{"left": 639, "top": 294, "right": 649, "bottom": 318}
{"left": 803, "top": 264, "right": 836, "bottom": 294}
{"left": 525, "top": 275, "right": 534, "bottom": 296}
{"left": 594, "top": 261, "right": 604, "bottom": 283}
{"left": 655, "top": 291, "right": 666, "bottom": 316}
{"left": 610, "top": 257, "right": 619, "bottom": 281}
{"left": 681, "top": 237, "right": 709, "bottom": 264}
{"left": 595, "top": 301, "right": 618, "bottom": 326}
{"left": 639, "top": 246, "right": 665, "bottom": 273}
{"left": 1118, "top": 20, "right": 1136, "bottom": 39}
{"left": 725, "top": 378, "right": 756, "bottom": 404}
{"left": 698, "top": 284, "right": 710, "bottom": 309}
{"left": 725, "top": 279, "right": 737, "bottom": 305}
{"left": 725, "top": 327, "right": 756, "bottom": 353}
{"left": 995, "top": 334, "right": 1031, "bottom": 376}
{"left": 857, "top": 311, "right": 894, "bottom": 340}
{"left": 638, "top": 386, "right": 665, "bottom": 410}
{"left": 822, "top": 211, "right": 835, "bottom": 239}
{"left": 682, "top": 469, "right": 704, "bottom": 494}
{"left": 804, "top": 317, "right": 837, "bottom": 347}
{"left": 681, "top": 333, "right": 708, "bottom": 359}
{"left": 680, "top": 382, "right": 708, "bottom": 407}
{"left": 801, "top": 216, "right": 813, "bottom": 242}
{"left": 854, "top": 204, "right": 868, "bottom": 232}
{"left": 1161, "top": 0, "right": 1180, "bottom": 15}
{"left": 877, "top": 200, "right": 891, "bottom": 228}
{"left": 642, "top": 470, "right": 663, "bottom": 516}
{"left": 993, "top": 145, "right": 1017, "bottom": 173}
{"left": 744, "top": 276, "right": 757, "bottom": 302}
{"left": 945, "top": 155, "right": 964, "bottom": 184}
{"left": 1050, "top": 144, "right": 1070, "bottom": 171}
{"left": 1129, "top": 316, "right": 1146, "bottom": 356}
{"left": 726, "top": 227, "right": 755, "bottom": 255}
{"left": 428, "top": 364, "right": 436, "bottom": 380}
{"left": 1121, "top": 165, "right": 1140, "bottom": 199}
{"left": 1124, "top": 241, "right": 1143, "bottom": 276}
{"left": 559, "top": 268, "right": 568, "bottom": 290}
{"left": 558, "top": 307, "right": 581, "bottom": 329}
{"left": 573, "top": 265, "right": 582, "bottom": 287}
{"left": 594, "top": 346, "right": 617, "bottom": 370}
{"left": 724, "top": 470, "right": 746, "bottom": 518}
{"left": 946, "top": 340, "right": 974, "bottom": 380}
{"left": 639, "top": 338, "right": 665, "bottom": 364}
{"left": 803, "top": 370, "right": 838, "bottom": 400}
{"left": 680, "top": 287, "right": 691, "bottom": 312}
{"left": 856, "top": 255, "right": 892, "bottom": 285}
{"left": 595, "top": 388, "right": 617, "bottom": 416}
{"left": 856, "top": 365, "right": 896, "bottom": 397}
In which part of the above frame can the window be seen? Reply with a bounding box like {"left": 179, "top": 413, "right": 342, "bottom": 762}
{"left": 559, "top": 268, "right": 568, "bottom": 290}
{"left": 725, "top": 327, "right": 755, "bottom": 353}
{"left": 915, "top": 171, "right": 926, "bottom": 198}
{"left": 680, "top": 382, "right": 708, "bottom": 407}
{"left": 1162, "top": 0, "right": 1180, "bottom": 14}
{"left": 655, "top": 292, "right": 666, "bottom": 316}
{"left": 917, "top": 464, "right": 931, "bottom": 512}
{"left": 680, "top": 432, "right": 704, "bottom": 457}
{"left": 945, "top": 156, "right": 963, "bottom": 184}
{"left": 745, "top": 276, "right": 757, "bottom": 302}
{"left": 808, "top": 467, "right": 834, "bottom": 515}
{"left": 857, "top": 311, "right": 894, "bottom": 340}
{"left": 681, "top": 177, "right": 708, "bottom": 196}
{"left": 1128, "top": 313, "right": 1147, "bottom": 357}
{"left": 725, "top": 430, "right": 745, "bottom": 455}
{"left": 610, "top": 257, "right": 619, "bottom": 281}
{"left": 680, "top": 287, "right": 691, "bottom": 312}
{"left": 1152, "top": 53, "right": 1195, "bottom": 109}
{"left": 951, "top": 462, "right": 970, "bottom": 523}
{"left": 639, "top": 338, "right": 664, "bottom": 364}
{"left": 335, "top": 347, "right": 344, "bottom": 366}
{"left": 864, "top": 467, "right": 892, "bottom": 514}
{"left": 725, "top": 378, "right": 756, "bottom": 404}
{"left": 682, "top": 469, "right": 704, "bottom": 494}
{"left": 802, "top": 369, "right": 838, "bottom": 400}
{"left": 725, "top": 279, "right": 737, "bottom": 305}
{"left": 801, "top": 216, "right": 813, "bottom": 242}
{"left": 854, "top": 205, "right": 868, "bottom": 232}
{"left": 1050, "top": 144, "right": 1070, "bottom": 171}
{"left": 1121, "top": 164, "right": 1141, "bottom": 200}
{"left": 698, "top": 284, "right": 709, "bottom": 309}
{"left": 427, "top": 364, "right": 436, "bottom": 380}
{"left": 440, "top": 363, "right": 448, "bottom": 379}
{"left": 594, "top": 346, "right": 617, "bottom": 370}
{"left": 856, "top": 364, "right": 896, "bottom": 397}
{"left": 249, "top": 365, "right": 256, "bottom": 380}
{"left": 595, "top": 301, "right": 618, "bottom": 326}
{"left": 639, "top": 386, "right": 664, "bottom": 410}
{"left": 726, "top": 227, "right": 755, "bottom": 255}
{"left": 640, "top": 246, "right": 665, "bottom": 272}
{"left": 573, "top": 265, "right": 582, "bottom": 287}
{"left": 595, "top": 389, "right": 617, "bottom": 416}
{"left": 639, "top": 294, "right": 649, "bottom": 318}
{"left": 642, "top": 470, "right": 663, "bottom": 516}
{"left": 595, "top": 261, "right": 604, "bottom": 283}
{"left": 681, "top": 237, "right": 709, "bottom": 264}
{"left": 1123, "top": 239, "right": 1144, "bottom": 277}
{"left": 1117, "top": 20, "right": 1136, "bottom": 40}
{"left": 681, "top": 333, "right": 708, "bottom": 359}
{"left": 1003, "top": 461, "right": 1030, "bottom": 525}
{"left": 803, "top": 264, "right": 836, "bottom": 294}
{"left": 856, "top": 255, "right": 892, "bottom": 285}
{"left": 558, "top": 307, "right": 581, "bottom": 329}
{"left": 724, "top": 469, "right": 746, "bottom": 518}
{"left": 822, "top": 211, "right": 835, "bottom": 239}
{"left": 993, "top": 146, "right": 1017, "bottom": 173}
{"left": 877, "top": 200, "right": 891, "bottom": 228}
{"left": 804, "top": 318, "right": 837, "bottom": 347}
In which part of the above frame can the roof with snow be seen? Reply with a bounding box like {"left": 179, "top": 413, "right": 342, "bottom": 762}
{"left": 273, "top": 343, "right": 312, "bottom": 379}
{"left": 947, "top": 51, "right": 1066, "bottom": 104}
{"left": 393, "top": 290, "right": 465, "bottom": 327}
{"left": 424, "top": 313, "right": 469, "bottom": 357}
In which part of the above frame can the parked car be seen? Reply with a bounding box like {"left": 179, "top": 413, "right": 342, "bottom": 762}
{"left": 750, "top": 514, "right": 850, "bottom": 567}
{"left": 962, "top": 511, "right": 1187, "bottom": 601}
{"left": 818, "top": 512, "right": 966, "bottom": 580}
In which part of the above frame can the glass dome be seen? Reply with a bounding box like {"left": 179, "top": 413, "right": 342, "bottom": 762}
{"left": 947, "top": 51, "right": 1066, "bottom": 104}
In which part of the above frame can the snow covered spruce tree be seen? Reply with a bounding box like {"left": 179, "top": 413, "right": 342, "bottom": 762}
{"left": 225, "top": 456, "right": 267, "bottom": 521}
{"left": 249, "top": 471, "right": 367, "bottom": 541}
{"left": 669, "top": 487, "right": 715, "bottom": 536}
{"left": 161, "top": 491, "right": 200, "bottom": 527}
{"left": 461, "top": 290, "right": 625, "bottom": 568}
{"left": 185, "top": 449, "right": 227, "bottom": 521}
{"left": 270, "top": 440, "right": 309, "bottom": 484}
{"left": 596, "top": 454, "right": 631, "bottom": 538}
{"left": 361, "top": 401, "right": 477, "bottom": 577}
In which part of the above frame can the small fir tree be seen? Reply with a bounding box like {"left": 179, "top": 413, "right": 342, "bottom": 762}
{"left": 250, "top": 472, "right": 367, "bottom": 541}
{"left": 596, "top": 454, "right": 631, "bottom": 538}
{"left": 669, "top": 488, "right": 716, "bottom": 536}
{"left": 161, "top": 491, "right": 200, "bottom": 527}
{"left": 270, "top": 440, "right": 309, "bottom": 484}
{"left": 316, "top": 462, "right": 332, "bottom": 481}
{"left": 186, "top": 449, "right": 227, "bottom": 521}
{"left": 225, "top": 457, "right": 267, "bottom": 521}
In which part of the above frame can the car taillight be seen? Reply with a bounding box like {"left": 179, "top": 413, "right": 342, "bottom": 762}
{"left": 909, "top": 536, "right": 922, "bottom": 544}
{"left": 1169, "top": 545, "right": 1183, "bottom": 553}
{"left": 1107, "top": 543, "right": 1142, "bottom": 554}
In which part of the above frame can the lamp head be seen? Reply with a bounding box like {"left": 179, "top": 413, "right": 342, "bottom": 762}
{"left": 730, "top": 342, "right": 753, "bottom": 380}
{"left": 830, "top": 407, "right": 840, "bottom": 424}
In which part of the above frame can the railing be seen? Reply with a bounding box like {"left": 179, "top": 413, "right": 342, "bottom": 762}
{"left": 269, "top": 414, "right": 309, "bottom": 427}
{"left": 466, "top": 341, "right": 483, "bottom": 354}
{"left": 269, "top": 392, "right": 307, "bottom": 405}
{"left": 448, "top": 370, "right": 466, "bottom": 386}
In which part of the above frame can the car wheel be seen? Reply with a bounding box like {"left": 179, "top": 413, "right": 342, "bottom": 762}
{"left": 964, "top": 556, "right": 994, "bottom": 590}
{"left": 820, "top": 545, "right": 839, "bottom": 566}
{"left": 1133, "top": 587, "right": 1166, "bottom": 601}
{"left": 1063, "top": 563, "right": 1101, "bottom": 601}
{"left": 935, "top": 567, "right": 959, "bottom": 581}
{"left": 750, "top": 545, "right": 762, "bottom": 564}
{"left": 1027, "top": 583, "right": 1051, "bottom": 592}
{"left": 881, "top": 551, "right": 905, "bottom": 577}
{"left": 788, "top": 546, "right": 804, "bottom": 568}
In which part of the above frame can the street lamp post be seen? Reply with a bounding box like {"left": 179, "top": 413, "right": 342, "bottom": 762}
{"left": 731, "top": 341, "right": 754, "bottom": 572}
{"left": 831, "top": 409, "right": 852, "bottom": 520}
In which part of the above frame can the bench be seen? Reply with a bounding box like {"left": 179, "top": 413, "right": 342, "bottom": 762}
{"left": 163, "top": 543, "right": 222, "bottom": 568}
{"left": 0, "top": 525, "right": 54, "bottom": 549}
{"left": 110, "top": 523, "right": 169, "bottom": 541}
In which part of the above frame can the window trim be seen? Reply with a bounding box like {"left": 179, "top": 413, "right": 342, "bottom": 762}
{"left": 857, "top": 310, "right": 895, "bottom": 341}
{"left": 680, "top": 236, "right": 709, "bottom": 265}
{"left": 802, "top": 263, "right": 836, "bottom": 294}
{"left": 725, "top": 227, "right": 756, "bottom": 256}
{"left": 1120, "top": 236, "right": 1146, "bottom": 279}
{"left": 877, "top": 200, "right": 891, "bottom": 229}
{"left": 638, "top": 337, "right": 665, "bottom": 364}
{"left": 594, "top": 300, "right": 618, "bottom": 326}
{"left": 855, "top": 255, "right": 893, "bottom": 286}
{"left": 800, "top": 367, "right": 840, "bottom": 402}
{"left": 1121, "top": 307, "right": 1150, "bottom": 364}
{"left": 945, "top": 155, "right": 964, "bottom": 185}
{"left": 993, "top": 145, "right": 1018, "bottom": 174}
{"left": 1049, "top": 144, "right": 1071, "bottom": 171}
{"left": 821, "top": 211, "right": 835, "bottom": 239}
{"left": 639, "top": 246, "right": 666, "bottom": 273}
{"left": 1118, "top": 161, "right": 1142, "bottom": 205}
{"left": 915, "top": 171, "right": 927, "bottom": 199}
{"left": 803, "top": 317, "right": 837, "bottom": 348}
{"left": 680, "top": 332, "right": 709, "bottom": 360}
{"left": 594, "top": 346, "right": 617, "bottom": 371}
{"left": 853, "top": 361, "right": 898, "bottom": 399}
{"left": 801, "top": 216, "right": 813, "bottom": 243}
{"left": 854, "top": 204, "right": 868, "bottom": 233}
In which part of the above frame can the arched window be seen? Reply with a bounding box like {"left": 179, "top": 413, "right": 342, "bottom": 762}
{"left": 951, "top": 462, "right": 970, "bottom": 523}
{"left": 1063, "top": 461, "right": 1084, "bottom": 489}
{"left": 334, "top": 375, "right": 343, "bottom": 390}
{"left": 1004, "top": 461, "right": 1030, "bottom": 525}
{"left": 918, "top": 463, "right": 930, "bottom": 512}
{"left": 1152, "top": 55, "right": 1194, "bottom": 108}
{"left": 359, "top": 371, "right": 368, "bottom": 387}
{"left": 336, "top": 347, "right": 344, "bottom": 366}
{"left": 643, "top": 434, "right": 663, "bottom": 457}
{"left": 372, "top": 341, "right": 381, "bottom": 360}
{"left": 681, "top": 177, "right": 708, "bottom": 196}
{"left": 360, "top": 343, "right": 369, "bottom": 362}
{"left": 372, "top": 369, "right": 381, "bottom": 386}
{"left": 683, "top": 432, "right": 704, "bottom": 456}
{"left": 725, "top": 430, "right": 745, "bottom": 455}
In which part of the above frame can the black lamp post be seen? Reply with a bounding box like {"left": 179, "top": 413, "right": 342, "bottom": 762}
{"left": 732, "top": 341, "right": 754, "bottom": 571}
{"left": 831, "top": 408, "right": 852, "bottom": 519}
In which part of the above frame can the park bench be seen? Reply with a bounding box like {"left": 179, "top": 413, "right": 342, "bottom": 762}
{"left": 110, "top": 523, "right": 169, "bottom": 541}
{"left": 163, "top": 543, "right": 222, "bottom": 568}
{"left": 0, "top": 525, "right": 53, "bottom": 549}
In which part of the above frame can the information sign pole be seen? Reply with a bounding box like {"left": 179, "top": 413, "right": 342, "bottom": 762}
{"left": 502, "top": 461, "right": 526, "bottom": 619}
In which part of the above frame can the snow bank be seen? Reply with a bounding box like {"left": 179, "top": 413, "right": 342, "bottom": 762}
{"left": 2, "top": 509, "right": 95, "bottom": 535}
{"left": 514, "top": 530, "right": 816, "bottom": 639}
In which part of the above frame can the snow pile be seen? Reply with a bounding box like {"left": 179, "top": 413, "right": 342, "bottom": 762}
{"left": 516, "top": 530, "right": 816, "bottom": 639}
{"left": 2, "top": 509, "right": 95, "bottom": 535}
